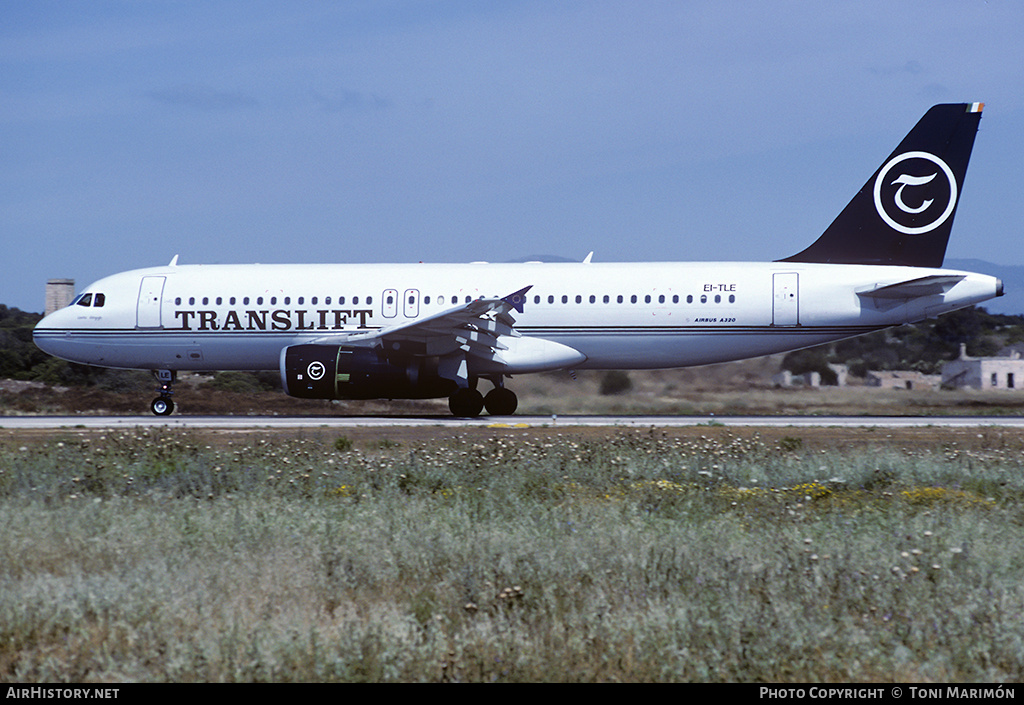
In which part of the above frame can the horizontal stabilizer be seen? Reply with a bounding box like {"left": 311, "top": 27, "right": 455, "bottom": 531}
{"left": 856, "top": 274, "right": 965, "bottom": 300}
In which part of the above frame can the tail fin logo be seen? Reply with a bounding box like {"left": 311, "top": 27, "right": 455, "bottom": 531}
{"left": 873, "top": 151, "right": 957, "bottom": 236}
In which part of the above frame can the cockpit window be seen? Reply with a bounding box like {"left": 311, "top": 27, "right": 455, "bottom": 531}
{"left": 93, "top": 293, "right": 105, "bottom": 307}
{"left": 77, "top": 293, "right": 93, "bottom": 307}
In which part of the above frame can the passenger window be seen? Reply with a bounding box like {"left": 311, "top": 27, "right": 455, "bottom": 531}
{"left": 617, "top": 295, "right": 623, "bottom": 303}
{"left": 658, "top": 295, "right": 665, "bottom": 304}
{"left": 575, "top": 295, "right": 582, "bottom": 304}
{"left": 687, "top": 295, "right": 693, "bottom": 303}
{"left": 672, "top": 295, "right": 679, "bottom": 304}
{"left": 548, "top": 295, "right": 554, "bottom": 304}
{"left": 644, "top": 295, "right": 651, "bottom": 304}
{"left": 77, "top": 293, "right": 93, "bottom": 307}
{"left": 630, "top": 295, "right": 637, "bottom": 304}
{"left": 729, "top": 294, "right": 735, "bottom": 303}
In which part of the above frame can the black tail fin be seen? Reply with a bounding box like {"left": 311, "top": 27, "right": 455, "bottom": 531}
{"left": 781, "top": 103, "right": 983, "bottom": 267}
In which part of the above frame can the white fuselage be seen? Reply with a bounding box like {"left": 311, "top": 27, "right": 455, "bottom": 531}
{"left": 33, "top": 260, "right": 1002, "bottom": 374}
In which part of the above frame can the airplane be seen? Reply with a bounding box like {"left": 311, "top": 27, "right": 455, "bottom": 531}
{"left": 33, "top": 102, "right": 1002, "bottom": 417}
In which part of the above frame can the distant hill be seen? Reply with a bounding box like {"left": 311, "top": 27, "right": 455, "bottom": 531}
{"left": 945, "top": 259, "right": 1024, "bottom": 316}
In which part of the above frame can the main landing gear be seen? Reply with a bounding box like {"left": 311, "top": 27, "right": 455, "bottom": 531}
{"left": 151, "top": 370, "right": 176, "bottom": 416}
{"left": 448, "top": 380, "right": 518, "bottom": 417}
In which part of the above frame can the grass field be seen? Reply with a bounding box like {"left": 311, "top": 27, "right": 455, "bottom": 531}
{"left": 2, "top": 424, "right": 1023, "bottom": 682}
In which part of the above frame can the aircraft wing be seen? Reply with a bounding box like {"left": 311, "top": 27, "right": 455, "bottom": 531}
{"left": 856, "top": 275, "right": 966, "bottom": 300}
{"left": 310, "top": 286, "right": 533, "bottom": 364}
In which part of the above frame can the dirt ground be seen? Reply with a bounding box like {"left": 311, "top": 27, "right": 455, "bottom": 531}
{"left": 4, "top": 422, "right": 1023, "bottom": 456}
{"left": 5, "top": 354, "right": 1024, "bottom": 420}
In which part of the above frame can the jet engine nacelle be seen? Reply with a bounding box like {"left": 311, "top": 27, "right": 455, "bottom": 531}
{"left": 280, "top": 344, "right": 457, "bottom": 400}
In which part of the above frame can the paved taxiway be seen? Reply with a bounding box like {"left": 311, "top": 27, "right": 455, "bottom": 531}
{"left": 4, "top": 415, "right": 1024, "bottom": 430}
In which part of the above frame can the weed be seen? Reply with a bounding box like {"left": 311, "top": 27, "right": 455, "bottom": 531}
{"left": 2, "top": 428, "right": 1024, "bottom": 681}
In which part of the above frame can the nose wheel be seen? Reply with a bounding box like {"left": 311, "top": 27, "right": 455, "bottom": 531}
{"left": 151, "top": 369, "right": 176, "bottom": 416}
{"left": 151, "top": 396, "right": 175, "bottom": 416}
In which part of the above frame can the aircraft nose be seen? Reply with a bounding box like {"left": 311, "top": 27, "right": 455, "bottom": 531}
{"left": 33, "top": 309, "right": 75, "bottom": 359}
{"left": 33, "top": 313, "right": 57, "bottom": 353}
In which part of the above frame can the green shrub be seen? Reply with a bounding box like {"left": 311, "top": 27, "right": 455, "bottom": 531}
{"left": 599, "top": 370, "right": 633, "bottom": 395}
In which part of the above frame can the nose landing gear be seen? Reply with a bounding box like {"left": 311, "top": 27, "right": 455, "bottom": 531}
{"left": 151, "top": 369, "right": 176, "bottom": 416}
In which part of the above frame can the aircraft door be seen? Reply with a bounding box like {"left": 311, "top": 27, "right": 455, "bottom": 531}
{"left": 137, "top": 276, "right": 166, "bottom": 328}
{"left": 382, "top": 289, "right": 398, "bottom": 318}
{"left": 403, "top": 289, "right": 420, "bottom": 318}
{"left": 772, "top": 272, "right": 799, "bottom": 326}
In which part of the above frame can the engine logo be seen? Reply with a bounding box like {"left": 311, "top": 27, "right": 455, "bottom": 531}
{"left": 873, "top": 151, "right": 957, "bottom": 236}
{"left": 306, "top": 361, "right": 326, "bottom": 380}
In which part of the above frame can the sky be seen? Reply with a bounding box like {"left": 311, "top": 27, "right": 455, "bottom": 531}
{"left": 3, "top": 0, "right": 1023, "bottom": 313}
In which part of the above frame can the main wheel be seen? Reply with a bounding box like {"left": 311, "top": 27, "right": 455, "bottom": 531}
{"left": 448, "top": 388, "right": 484, "bottom": 417}
{"left": 484, "top": 387, "right": 518, "bottom": 416}
{"left": 151, "top": 396, "right": 175, "bottom": 416}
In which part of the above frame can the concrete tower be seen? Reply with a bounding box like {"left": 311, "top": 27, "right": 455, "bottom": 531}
{"left": 45, "top": 279, "right": 75, "bottom": 316}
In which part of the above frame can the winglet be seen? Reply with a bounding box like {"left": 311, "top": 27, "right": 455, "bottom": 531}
{"left": 502, "top": 286, "right": 533, "bottom": 314}
{"left": 583, "top": 252, "right": 594, "bottom": 264}
{"left": 168, "top": 255, "right": 179, "bottom": 266}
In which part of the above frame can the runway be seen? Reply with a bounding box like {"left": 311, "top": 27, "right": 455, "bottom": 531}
{"left": 4, "top": 414, "right": 1024, "bottom": 430}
